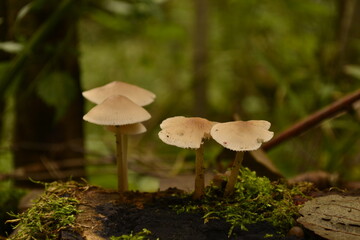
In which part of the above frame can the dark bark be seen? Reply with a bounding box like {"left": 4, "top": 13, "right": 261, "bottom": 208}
{"left": 193, "top": 0, "right": 209, "bottom": 117}
{"left": 334, "top": 0, "right": 360, "bottom": 80}
{"left": 7, "top": 0, "right": 85, "bottom": 187}
{"left": 0, "top": 0, "right": 9, "bottom": 140}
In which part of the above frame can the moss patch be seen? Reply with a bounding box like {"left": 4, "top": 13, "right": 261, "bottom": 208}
{"left": 172, "top": 167, "right": 308, "bottom": 235}
{"left": 110, "top": 228, "right": 159, "bottom": 240}
{"left": 8, "top": 181, "right": 85, "bottom": 240}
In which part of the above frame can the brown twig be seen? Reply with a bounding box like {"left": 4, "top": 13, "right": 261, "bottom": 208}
{"left": 263, "top": 89, "right": 360, "bottom": 150}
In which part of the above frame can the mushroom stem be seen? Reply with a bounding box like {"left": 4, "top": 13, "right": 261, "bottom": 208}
{"left": 122, "top": 134, "right": 128, "bottom": 177}
{"left": 193, "top": 144, "right": 205, "bottom": 199}
{"left": 115, "top": 127, "right": 128, "bottom": 195}
{"left": 224, "top": 151, "right": 244, "bottom": 197}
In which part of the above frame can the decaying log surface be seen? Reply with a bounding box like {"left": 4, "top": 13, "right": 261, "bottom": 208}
{"left": 70, "top": 187, "right": 120, "bottom": 240}
{"left": 297, "top": 194, "right": 360, "bottom": 240}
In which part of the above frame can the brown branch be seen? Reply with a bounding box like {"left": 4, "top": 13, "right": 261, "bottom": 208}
{"left": 263, "top": 89, "right": 360, "bottom": 150}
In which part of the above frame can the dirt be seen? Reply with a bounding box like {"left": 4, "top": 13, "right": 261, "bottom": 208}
{"left": 61, "top": 187, "right": 324, "bottom": 240}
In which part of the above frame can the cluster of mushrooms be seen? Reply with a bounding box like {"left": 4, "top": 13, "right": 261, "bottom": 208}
{"left": 82, "top": 81, "right": 274, "bottom": 199}
{"left": 82, "top": 81, "right": 155, "bottom": 195}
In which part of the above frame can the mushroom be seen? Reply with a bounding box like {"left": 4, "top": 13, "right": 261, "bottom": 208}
{"left": 158, "top": 116, "right": 216, "bottom": 199}
{"left": 83, "top": 95, "right": 151, "bottom": 195}
{"left": 82, "top": 81, "right": 156, "bottom": 106}
{"left": 210, "top": 120, "right": 274, "bottom": 196}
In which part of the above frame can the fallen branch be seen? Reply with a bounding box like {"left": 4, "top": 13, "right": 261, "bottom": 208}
{"left": 263, "top": 89, "right": 360, "bottom": 150}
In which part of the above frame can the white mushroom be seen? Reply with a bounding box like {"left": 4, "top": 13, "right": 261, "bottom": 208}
{"left": 82, "top": 81, "right": 156, "bottom": 106}
{"left": 210, "top": 120, "right": 274, "bottom": 196}
{"left": 83, "top": 95, "right": 151, "bottom": 195}
{"left": 158, "top": 116, "right": 216, "bottom": 199}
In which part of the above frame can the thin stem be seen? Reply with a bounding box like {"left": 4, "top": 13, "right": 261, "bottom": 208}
{"left": 193, "top": 144, "right": 205, "bottom": 199}
{"left": 122, "top": 134, "right": 128, "bottom": 188}
{"left": 224, "top": 151, "right": 244, "bottom": 197}
{"left": 115, "top": 127, "right": 128, "bottom": 196}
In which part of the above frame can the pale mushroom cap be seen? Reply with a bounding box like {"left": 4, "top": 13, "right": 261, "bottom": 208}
{"left": 210, "top": 120, "right": 274, "bottom": 151}
{"left": 83, "top": 95, "right": 151, "bottom": 126}
{"left": 158, "top": 116, "right": 216, "bottom": 149}
{"left": 82, "top": 81, "right": 156, "bottom": 106}
{"left": 105, "top": 123, "right": 147, "bottom": 135}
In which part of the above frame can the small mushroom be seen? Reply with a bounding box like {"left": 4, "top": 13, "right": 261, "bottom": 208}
{"left": 210, "top": 120, "right": 274, "bottom": 196}
{"left": 83, "top": 95, "right": 151, "bottom": 195}
{"left": 82, "top": 81, "right": 156, "bottom": 106}
{"left": 158, "top": 116, "right": 216, "bottom": 199}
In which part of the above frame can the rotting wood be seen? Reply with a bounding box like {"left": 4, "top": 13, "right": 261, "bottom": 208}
{"left": 297, "top": 194, "right": 360, "bottom": 240}
{"left": 69, "top": 187, "right": 120, "bottom": 240}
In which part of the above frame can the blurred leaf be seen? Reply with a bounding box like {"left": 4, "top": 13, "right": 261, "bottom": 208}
{"left": 0, "top": 41, "right": 24, "bottom": 54}
{"left": 16, "top": 2, "right": 33, "bottom": 22}
{"left": 88, "top": 0, "right": 162, "bottom": 30}
{"left": 101, "top": 0, "right": 132, "bottom": 15}
{"left": 344, "top": 65, "right": 360, "bottom": 80}
{"left": 36, "top": 71, "right": 76, "bottom": 120}
{"left": 89, "top": 9, "right": 132, "bottom": 31}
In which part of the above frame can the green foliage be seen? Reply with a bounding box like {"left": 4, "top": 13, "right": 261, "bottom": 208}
{"left": 173, "top": 168, "right": 304, "bottom": 235}
{"left": 36, "top": 71, "right": 77, "bottom": 120}
{"left": 86, "top": 0, "right": 163, "bottom": 34}
{"left": 8, "top": 181, "right": 82, "bottom": 240}
{"left": 0, "top": 0, "right": 78, "bottom": 98}
{"left": 110, "top": 228, "right": 159, "bottom": 240}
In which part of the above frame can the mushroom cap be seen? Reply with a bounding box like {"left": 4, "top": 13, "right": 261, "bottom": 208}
{"left": 83, "top": 95, "right": 151, "bottom": 126}
{"left": 82, "top": 81, "right": 156, "bottom": 106}
{"left": 210, "top": 120, "right": 274, "bottom": 151}
{"left": 105, "top": 123, "right": 147, "bottom": 135}
{"left": 158, "top": 116, "right": 216, "bottom": 149}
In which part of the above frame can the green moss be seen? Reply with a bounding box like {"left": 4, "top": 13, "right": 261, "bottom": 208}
{"left": 173, "top": 168, "right": 307, "bottom": 235}
{"left": 110, "top": 228, "right": 159, "bottom": 240}
{"left": 8, "top": 181, "right": 83, "bottom": 240}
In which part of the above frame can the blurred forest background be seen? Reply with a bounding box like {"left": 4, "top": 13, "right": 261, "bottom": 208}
{"left": 0, "top": 0, "right": 360, "bottom": 194}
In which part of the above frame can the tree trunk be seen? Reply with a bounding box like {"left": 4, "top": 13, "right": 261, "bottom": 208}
{"left": 7, "top": 0, "right": 85, "bottom": 188}
{"left": 334, "top": 0, "right": 360, "bottom": 80}
{"left": 0, "top": 0, "right": 10, "bottom": 140}
{"left": 193, "top": 0, "right": 209, "bottom": 117}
